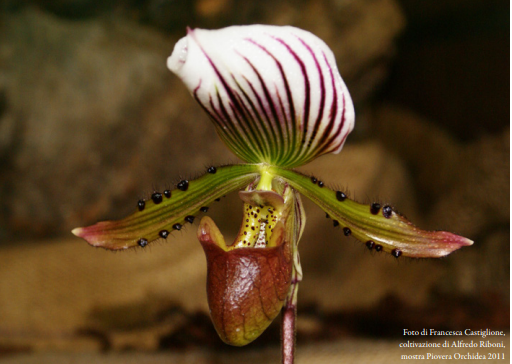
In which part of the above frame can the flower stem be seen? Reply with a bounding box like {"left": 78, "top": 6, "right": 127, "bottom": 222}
{"left": 281, "top": 302, "right": 296, "bottom": 364}
{"left": 281, "top": 267, "right": 300, "bottom": 364}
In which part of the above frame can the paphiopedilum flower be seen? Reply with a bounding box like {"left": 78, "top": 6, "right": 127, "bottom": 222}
{"left": 73, "top": 25, "right": 472, "bottom": 352}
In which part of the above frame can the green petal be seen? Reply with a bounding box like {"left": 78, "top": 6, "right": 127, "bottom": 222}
{"left": 275, "top": 167, "right": 473, "bottom": 258}
{"left": 72, "top": 164, "right": 260, "bottom": 250}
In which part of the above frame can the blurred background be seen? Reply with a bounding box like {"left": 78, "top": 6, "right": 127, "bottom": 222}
{"left": 0, "top": 0, "right": 509, "bottom": 363}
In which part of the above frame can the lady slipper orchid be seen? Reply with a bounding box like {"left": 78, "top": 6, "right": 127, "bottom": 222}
{"left": 73, "top": 25, "right": 472, "bottom": 362}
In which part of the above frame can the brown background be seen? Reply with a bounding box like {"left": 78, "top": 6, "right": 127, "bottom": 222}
{"left": 0, "top": 0, "right": 509, "bottom": 362}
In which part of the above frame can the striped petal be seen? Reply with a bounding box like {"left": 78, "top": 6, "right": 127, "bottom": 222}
{"left": 275, "top": 167, "right": 473, "bottom": 258}
{"left": 72, "top": 164, "right": 259, "bottom": 250}
{"left": 167, "top": 25, "right": 355, "bottom": 168}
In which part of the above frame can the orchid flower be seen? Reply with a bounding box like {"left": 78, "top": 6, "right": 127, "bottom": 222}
{"left": 72, "top": 25, "right": 472, "bottom": 362}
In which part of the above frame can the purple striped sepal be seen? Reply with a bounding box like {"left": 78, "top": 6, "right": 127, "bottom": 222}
{"left": 167, "top": 25, "right": 355, "bottom": 168}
